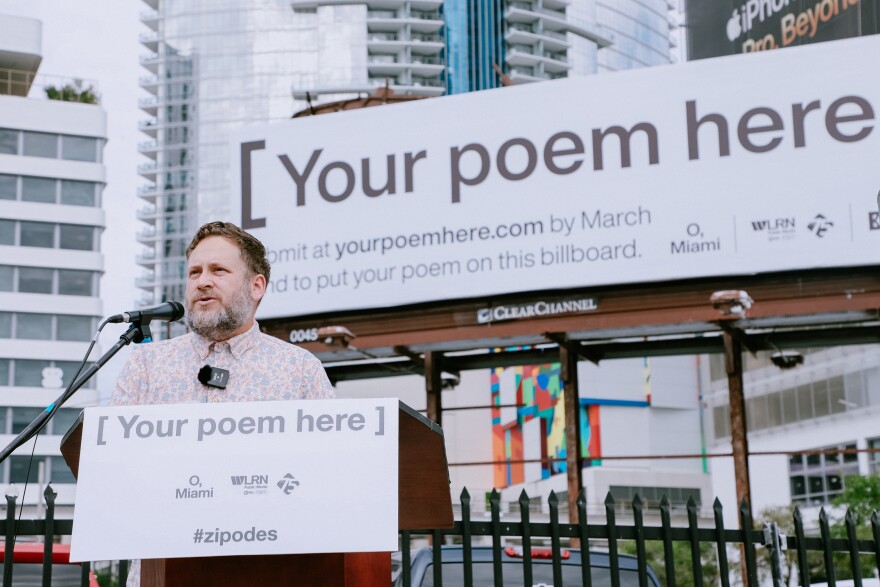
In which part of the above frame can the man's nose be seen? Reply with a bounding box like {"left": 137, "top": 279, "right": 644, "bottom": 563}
{"left": 194, "top": 270, "right": 214, "bottom": 288}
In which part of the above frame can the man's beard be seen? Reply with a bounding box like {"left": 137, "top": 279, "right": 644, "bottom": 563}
{"left": 186, "top": 282, "right": 255, "bottom": 341}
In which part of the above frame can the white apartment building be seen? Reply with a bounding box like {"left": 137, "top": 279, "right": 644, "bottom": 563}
{"left": 705, "top": 345, "right": 880, "bottom": 526}
{"left": 0, "top": 14, "right": 107, "bottom": 510}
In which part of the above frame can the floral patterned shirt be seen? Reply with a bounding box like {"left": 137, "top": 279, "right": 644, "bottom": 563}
{"left": 112, "top": 321, "right": 334, "bottom": 406}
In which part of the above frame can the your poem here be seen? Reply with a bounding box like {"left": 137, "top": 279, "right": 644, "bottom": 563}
{"left": 95, "top": 405, "right": 387, "bottom": 446}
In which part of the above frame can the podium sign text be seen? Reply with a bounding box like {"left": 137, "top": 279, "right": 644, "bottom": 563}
{"left": 70, "top": 398, "right": 398, "bottom": 562}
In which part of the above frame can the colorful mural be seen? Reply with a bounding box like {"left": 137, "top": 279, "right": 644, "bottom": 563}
{"left": 491, "top": 359, "right": 651, "bottom": 489}
{"left": 491, "top": 363, "right": 602, "bottom": 488}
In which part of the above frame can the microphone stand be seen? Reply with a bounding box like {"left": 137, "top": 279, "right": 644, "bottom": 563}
{"left": 0, "top": 321, "right": 152, "bottom": 465}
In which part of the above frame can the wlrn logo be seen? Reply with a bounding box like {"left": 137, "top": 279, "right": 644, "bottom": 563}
{"left": 231, "top": 475, "right": 268, "bottom": 486}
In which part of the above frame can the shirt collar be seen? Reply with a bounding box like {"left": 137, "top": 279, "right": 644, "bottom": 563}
{"left": 191, "top": 321, "right": 261, "bottom": 361}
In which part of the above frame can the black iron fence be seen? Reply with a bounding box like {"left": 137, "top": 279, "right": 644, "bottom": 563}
{"left": 2, "top": 485, "right": 879, "bottom": 587}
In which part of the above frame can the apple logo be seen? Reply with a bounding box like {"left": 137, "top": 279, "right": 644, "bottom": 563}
{"left": 726, "top": 9, "right": 742, "bottom": 41}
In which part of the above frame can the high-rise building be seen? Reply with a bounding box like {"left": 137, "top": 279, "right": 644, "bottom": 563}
{"left": 291, "top": 0, "right": 616, "bottom": 98}
{"left": 0, "top": 14, "right": 106, "bottom": 511}
{"left": 136, "top": 0, "right": 319, "bottom": 333}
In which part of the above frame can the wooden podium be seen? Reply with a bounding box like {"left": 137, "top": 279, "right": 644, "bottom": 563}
{"left": 61, "top": 402, "right": 453, "bottom": 587}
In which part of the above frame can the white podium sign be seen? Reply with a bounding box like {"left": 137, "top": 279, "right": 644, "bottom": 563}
{"left": 69, "top": 398, "right": 398, "bottom": 562}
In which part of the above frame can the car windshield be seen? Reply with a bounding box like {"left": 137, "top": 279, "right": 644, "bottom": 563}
{"left": 420, "top": 562, "right": 644, "bottom": 586}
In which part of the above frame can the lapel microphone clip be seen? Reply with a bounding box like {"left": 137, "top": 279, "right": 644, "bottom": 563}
{"left": 198, "top": 364, "right": 230, "bottom": 389}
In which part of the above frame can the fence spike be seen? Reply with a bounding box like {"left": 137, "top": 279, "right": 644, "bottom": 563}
{"left": 871, "top": 510, "right": 880, "bottom": 586}
{"left": 549, "top": 489, "right": 563, "bottom": 587}
{"left": 740, "top": 498, "right": 759, "bottom": 587}
{"left": 845, "top": 508, "right": 863, "bottom": 587}
{"left": 578, "top": 488, "right": 592, "bottom": 587}
{"left": 605, "top": 491, "right": 620, "bottom": 587}
{"left": 461, "top": 487, "right": 472, "bottom": 587}
{"left": 687, "top": 494, "right": 703, "bottom": 587}
{"left": 3, "top": 491, "right": 16, "bottom": 587}
{"left": 793, "top": 507, "right": 810, "bottom": 587}
{"left": 490, "top": 489, "right": 503, "bottom": 587}
{"left": 713, "top": 496, "right": 730, "bottom": 587}
{"left": 43, "top": 484, "right": 56, "bottom": 587}
{"left": 520, "top": 489, "right": 533, "bottom": 587}
{"left": 660, "top": 495, "right": 676, "bottom": 587}
{"left": 818, "top": 508, "right": 835, "bottom": 587}
{"left": 633, "top": 493, "right": 648, "bottom": 587}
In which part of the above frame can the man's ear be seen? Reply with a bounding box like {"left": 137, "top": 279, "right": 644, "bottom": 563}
{"left": 251, "top": 274, "right": 267, "bottom": 302}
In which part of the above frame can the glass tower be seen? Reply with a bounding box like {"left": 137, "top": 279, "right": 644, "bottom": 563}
{"left": 136, "top": 0, "right": 320, "bottom": 332}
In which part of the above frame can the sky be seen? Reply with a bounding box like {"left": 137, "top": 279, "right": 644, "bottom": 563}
{"left": 0, "top": 0, "right": 147, "bottom": 397}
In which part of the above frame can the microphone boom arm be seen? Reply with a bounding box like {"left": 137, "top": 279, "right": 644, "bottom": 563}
{"left": 0, "top": 321, "right": 148, "bottom": 465}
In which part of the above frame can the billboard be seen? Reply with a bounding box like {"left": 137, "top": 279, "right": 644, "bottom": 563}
{"left": 231, "top": 36, "right": 880, "bottom": 320}
{"left": 685, "top": 0, "right": 876, "bottom": 59}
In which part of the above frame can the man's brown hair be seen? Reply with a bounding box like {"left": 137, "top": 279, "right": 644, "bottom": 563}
{"left": 186, "top": 221, "right": 271, "bottom": 282}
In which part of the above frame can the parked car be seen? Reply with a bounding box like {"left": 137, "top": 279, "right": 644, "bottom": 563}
{"left": 394, "top": 545, "right": 662, "bottom": 586}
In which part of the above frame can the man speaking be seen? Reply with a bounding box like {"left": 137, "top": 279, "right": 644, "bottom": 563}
{"left": 113, "top": 221, "right": 334, "bottom": 406}
{"left": 112, "top": 222, "right": 334, "bottom": 586}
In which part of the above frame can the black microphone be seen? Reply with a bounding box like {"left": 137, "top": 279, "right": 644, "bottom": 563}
{"left": 108, "top": 301, "right": 185, "bottom": 324}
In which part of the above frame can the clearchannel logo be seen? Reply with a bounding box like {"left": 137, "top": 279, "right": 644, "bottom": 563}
{"left": 477, "top": 298, "right": 598, "bottom": 324}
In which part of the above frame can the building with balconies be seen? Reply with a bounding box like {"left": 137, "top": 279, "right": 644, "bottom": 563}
{"left": 0, "top": 13, "right": 107, "bottom": 513}
{"left": 292, "top": 0, "right": 618, "bottom": 100}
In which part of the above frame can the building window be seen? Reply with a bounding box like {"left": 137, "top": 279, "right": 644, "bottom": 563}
{"left": 868, "top": 438, "right": 880, "bottom": 474}
{"left": 61, "top": 135, "right": 98, "bottom": 162}
{"left": 0, "top": 266, "right": 100, "bottom": 297}
{"left": 22, "top": 131, "right": 58, "bottom": 158}
{"left": 609, "top": 485, "right": 702, "bottom": 514}
{"left": 9, "top": 455, "right": 42, "bottom": 484}
{"left": 0, "top": 174, "right": 15, "bottom": 199}
{"left": 21, "top": 176, "right": 56, "bottom": 203}
{"left": 789, "top": 443, "right": 858, "bottom": 505}
{"left": 0, "top": 266, "right": 12, "bottom": 291}
{"left": 0, "top": 129, "right": 102, "bottom": 162}
{"left": 58, "top": 269, "right": 95, "bottom": 296}
{"left": 18, "top": 267, "right": 54, "bottom": 294}
{"left": 15, "top": 313, "right": 53, "bottom": 340}
{"left": 0, "top": 220, "right": 98, "bottom": 250}
{"left": 56, "top": 315, "right": 94, "bottom": 342}
{"left": 0, "top": 220, "right": 13, "bottom": 245}
{"left": 20, "top": 221, "right": 55, "bottom": 247}
{"left": 0, "top": 360, "right": 94, "bottom": 389}
{"left": 59, "top": 224, "right": 95, "bottom": 251}
{"left": 0, "top": 129, "right": 18, "bottom": 154}
{"left": 714, "top": 371, "right": 876, "bottom": 440}
{"left": 9, "top": 312, "right": 94, "bottom": 341}
{"left": 61, "top": 180, "right": 97, "bottom": 206}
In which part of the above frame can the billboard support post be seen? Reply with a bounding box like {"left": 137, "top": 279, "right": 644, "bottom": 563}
{"left": 560, "top": 341, "right": 584, "bottom": 531}
{"left": 723, "top": 330, "right": 753, "bottom": 523}
{"left": 425, "top": 351, "right": 443, "bottom": 427}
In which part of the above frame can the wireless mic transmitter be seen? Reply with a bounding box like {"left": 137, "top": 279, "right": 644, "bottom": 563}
{"left": 197, "top": 365, "right": 230, "bottom": 389}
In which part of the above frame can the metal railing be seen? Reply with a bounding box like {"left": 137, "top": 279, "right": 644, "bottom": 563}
{"left": 4, "top": 486, "right": 880, "bottom": 587}
{"left": 399, "top": 488, "right": 880, "bottom": 587}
